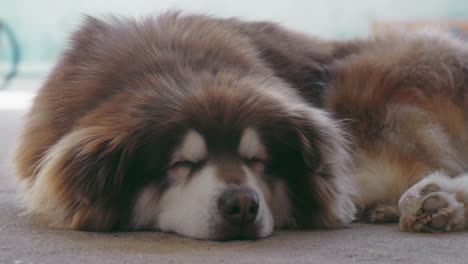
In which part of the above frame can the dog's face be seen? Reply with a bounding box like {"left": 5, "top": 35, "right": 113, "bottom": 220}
{"left": 112, "top": 78, "right": 354, "bottom": 240}
{"left": 132, "top": 127, "right": 287, "bottom": 240}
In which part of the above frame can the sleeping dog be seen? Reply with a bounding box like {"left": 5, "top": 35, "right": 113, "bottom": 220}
{"left": 14, "top": 12, "right": 468, "bottom": 239}
{"left": 14, "top": 12, "right": 355, "bottom": 240}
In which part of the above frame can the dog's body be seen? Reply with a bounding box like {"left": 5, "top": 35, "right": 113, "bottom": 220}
{"left": 14, "top": 13, "right": 355, "bottom": 240}
{"left": 255, "top": 26, "right": 468, "bottom": 232}
{"left": 326, "top": 30, "right": 468, "bottom": 232}
{"left": 14, "top": 12, "right": 468, "bottom": 239}
{"left": 237, "top": 25, "right": 468, "bottom": 231}
{"left": 239, "top": 25, "right": 468, "bottom": 232}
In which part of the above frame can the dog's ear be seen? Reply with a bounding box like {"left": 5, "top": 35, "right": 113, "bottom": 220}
{"left": 26, "top": 126, "right": 138, "bottom": 231}
{"left": 285, "top": 107, "right": 356, "bottom": 228}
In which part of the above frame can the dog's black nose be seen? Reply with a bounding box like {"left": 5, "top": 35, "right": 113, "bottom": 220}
{"left": 218, "top": 189, "right": 259, "bottom": 225}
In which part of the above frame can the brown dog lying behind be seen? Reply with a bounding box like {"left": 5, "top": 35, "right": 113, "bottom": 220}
{"left": 13, "top": 12, "right": 356, "bottom": 240}
{"left": 234, "top": 23, "right": 468, "bottom": 232}
{"left": 324, "top": 29, "right": 468, "bottom": 232}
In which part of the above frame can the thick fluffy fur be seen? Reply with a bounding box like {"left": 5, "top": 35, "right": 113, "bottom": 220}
{"left": 14, "top": 12, "right": 355, "bottom": 240}
{"left": 17, "top": 12, "right": 467, "bottom": 238}
{"left": 324, "top": 29, "right": 468, "bottom": 231}
{"left": 218, "top": 25, "right": 468, "bottom": 232}
{"left": 229, "top": 23, "right": 468, "bottom": 232}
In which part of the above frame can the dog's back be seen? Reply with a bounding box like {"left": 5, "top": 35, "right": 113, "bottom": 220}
{"left": 325, "top": 29, "right": 468, "bottom": 229}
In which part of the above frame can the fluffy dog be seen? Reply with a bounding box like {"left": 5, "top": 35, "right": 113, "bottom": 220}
{"left": 16, "top": 12, "right": 467, "bottom": 239}
{"left": 14, "top": 12, "right": 356, "bottom": 240}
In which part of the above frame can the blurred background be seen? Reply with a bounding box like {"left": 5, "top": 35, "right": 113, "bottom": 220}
{"left": 2, "top": 0, "right": 468, "bottom": 87}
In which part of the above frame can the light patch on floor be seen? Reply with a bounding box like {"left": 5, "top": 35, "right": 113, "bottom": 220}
{"left": 0, "top": 90, "right": 35, "bottom": 110}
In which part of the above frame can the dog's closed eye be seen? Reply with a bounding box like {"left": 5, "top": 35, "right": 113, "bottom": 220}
{"left": 168, "top": 160, "right": 205, "bottom": 178}
{"left": 171, "top": 160, "right": 198, "bottom": 168}
{"left": 243, "top": 157, "right": 266, "bottom": 172}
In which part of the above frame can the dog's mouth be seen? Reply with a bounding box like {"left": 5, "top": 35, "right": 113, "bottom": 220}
{"left": 130, "top": 128, "right": 286, "bottom": 240}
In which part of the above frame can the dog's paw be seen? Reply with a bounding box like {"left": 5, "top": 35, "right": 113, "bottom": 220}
{"left": 401, "top": 193, "right": 461, "bottom": 232}
{"left": 399, "top": 172, "right": 465, "bottom": 232}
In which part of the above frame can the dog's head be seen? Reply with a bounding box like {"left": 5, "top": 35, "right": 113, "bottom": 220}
{"left": 29, "top": 73, "right": 355, "bottom": 240}
{"left": 24, "top": 15, "right": 355, "bottom": 241}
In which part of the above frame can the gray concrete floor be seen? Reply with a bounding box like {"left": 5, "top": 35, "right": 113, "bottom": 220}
{"left": 1, "top": 86, "right": 467, "bottom": 264}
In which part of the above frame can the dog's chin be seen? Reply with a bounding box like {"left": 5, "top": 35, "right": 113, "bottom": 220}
{"left": 212, "top": 224, "right": 264, "bottom": 241}
{"left": 178, "top": 220, "right": 272, "bottom": 241}
{"left": 155, "top": 210, "right": 274, "bottom": 241}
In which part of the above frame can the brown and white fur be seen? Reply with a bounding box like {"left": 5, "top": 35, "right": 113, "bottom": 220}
{"left": 324, "top": 29, "right": 468, "bottom": 232}
{"left": 13, "top": 12, "right": 356, "bottom": 240}
{"left": 233, "top": 22, "right": 468, "bottom": 232}
{"left": 240, "top": 25, "right": 468, "bottom": 233}
{"left": 15, "top": 11, "right": 468, "bottom": 239}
